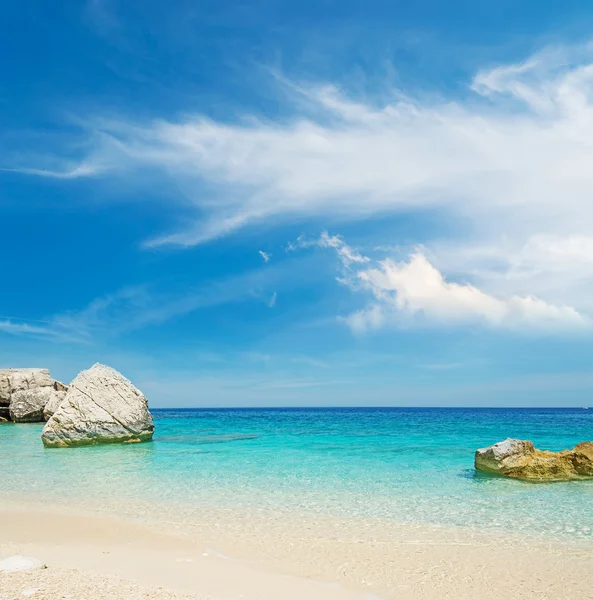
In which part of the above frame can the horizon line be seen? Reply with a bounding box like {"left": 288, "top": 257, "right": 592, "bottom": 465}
{"left": 150, "top": 405, "right": 590, "bottom": 410}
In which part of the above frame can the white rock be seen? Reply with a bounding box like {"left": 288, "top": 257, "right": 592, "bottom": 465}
{"left": 0, "top": 369, "right": 62, "bottom": 422}
{"left": 0, "top": 369, "right": 54, "bottom": 400}
{"left": 9, "top": 388, "right": 62, "bottom": 423}
{"left": 0, "top": 556, "right": 46, "bottom": 573}
{"left": 41, "top": 363, "right": 154, "bottom": 447}
{"left": 42, "top": 389, "right": 67, "bottom": 421}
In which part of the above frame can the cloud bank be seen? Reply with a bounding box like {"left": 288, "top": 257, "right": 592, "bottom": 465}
{"left": 9, "top": 43, "right": 593, "bottom": 246}
{"left": 6, "top": 42, "right": 593, "bottom": 332}
{"left": 306, "top": 233, "right": 591, "bottom": 334}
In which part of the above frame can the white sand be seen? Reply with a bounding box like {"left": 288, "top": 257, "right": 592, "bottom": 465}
{"left": 1, "top": 500, "right": 592, "bottom": 600}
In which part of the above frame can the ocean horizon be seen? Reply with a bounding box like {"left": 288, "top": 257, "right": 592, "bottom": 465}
{"left": 154, "top": 405, "right": 589, "bottom": 409}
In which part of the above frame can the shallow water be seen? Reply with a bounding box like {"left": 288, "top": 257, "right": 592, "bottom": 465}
{"left": 1, "top": 408, "right": 592, "bottom": 539}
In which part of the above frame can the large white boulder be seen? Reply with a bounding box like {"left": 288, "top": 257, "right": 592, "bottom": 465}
{"left": 41, "top": 363, "right": 154, "bottom": 447}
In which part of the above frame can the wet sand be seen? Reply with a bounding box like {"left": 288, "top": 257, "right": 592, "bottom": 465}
{"left": 1, "top": 500, "right": 592, "bottom": 600}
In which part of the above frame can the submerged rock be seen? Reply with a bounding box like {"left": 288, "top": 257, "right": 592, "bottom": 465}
{"left": 475, "top": 438, "right": 593, "bottom": 481}
{"left": 41, "top": 363, "right": 154, "bottom": 447}
{"left": 0, "top": 369, "right": 62, "bottom": 422}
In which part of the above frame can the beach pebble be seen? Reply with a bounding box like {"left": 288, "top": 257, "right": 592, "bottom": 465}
{"left": 0, "top": 556, "right": 46, "bottom": 573}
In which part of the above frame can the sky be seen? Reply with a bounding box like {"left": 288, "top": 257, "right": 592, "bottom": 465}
{"left": 2, "top": 0, "right": 593, "bottom": 407}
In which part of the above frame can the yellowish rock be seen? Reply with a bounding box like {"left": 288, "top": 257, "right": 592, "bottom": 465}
{"left": 475, "top": 438, "right": 593, "bottom": 481}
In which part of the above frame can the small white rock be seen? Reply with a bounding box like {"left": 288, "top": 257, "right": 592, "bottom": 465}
{"left": 0, "top": 556, "right": 46, "bottom": 573}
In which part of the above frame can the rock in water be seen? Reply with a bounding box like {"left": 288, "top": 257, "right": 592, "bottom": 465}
{"left": 41, "top": 363, "right": 154, "bottom": 447}
{"left": 0, "top": 368, "right": 59, "bottom": 422}
{"left": 475, "top": 438, "right": 593, "bottom": 481}
{"left": 474, "top": 438, "right": 535, "bottom": 473}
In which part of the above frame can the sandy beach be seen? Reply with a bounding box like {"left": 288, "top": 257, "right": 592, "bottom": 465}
{"left": 1, "top": 498, "right": 593, "bottom": 600}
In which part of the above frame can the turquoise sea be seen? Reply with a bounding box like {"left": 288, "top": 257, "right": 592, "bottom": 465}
{"left": 1, "top": 408, "right": 592, "bottom": 539}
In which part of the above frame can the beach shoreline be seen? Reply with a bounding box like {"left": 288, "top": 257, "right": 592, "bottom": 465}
{"left": 1, "top": 495, "right": 592, "bottom": 600}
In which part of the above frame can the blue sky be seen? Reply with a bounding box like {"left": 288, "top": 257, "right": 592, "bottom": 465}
{"left": 3, "top": 0, "right": 593, "bottom": 407}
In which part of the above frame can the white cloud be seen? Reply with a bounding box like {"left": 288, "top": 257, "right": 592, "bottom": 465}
{"left": 0, "top": 317, "right": 94, "bottom": 344}
{"left": 11, "top": 42, "right": 593, "bottom": 249}
{"left": 306, "top": 234, "right": 591, "bottom": 334}
{"left": 0, "top": 288, "right": 158, "bottom": 344}
{"left": 0, "top": 164, "right": 101, "bottom": 179}
{"left": 355, "top": 253, "right": 588, "bottom": 332}
{"left": 0, "top": 319, "right": 60, "bottom": 337}
{"left": 288, "top": 231, "right": 369, "bottom": 267}
{"left": 427, "top": 233, "right": 593, "bottom": 314}
{"left": 259, "top": 250, "right": 271, "bottom": 263}
{"left": 343, "top": 304, "right": 386, "bottom": 334}
{"left": 268, "top": 291, "right": 277, "bottom": 308}
{"left": 8, "top": 42, "right": 593, "bottom": 321}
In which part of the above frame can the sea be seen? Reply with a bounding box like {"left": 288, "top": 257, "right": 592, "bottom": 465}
{"left": 1, "top": 407, "right": 592, "bottom": 540}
